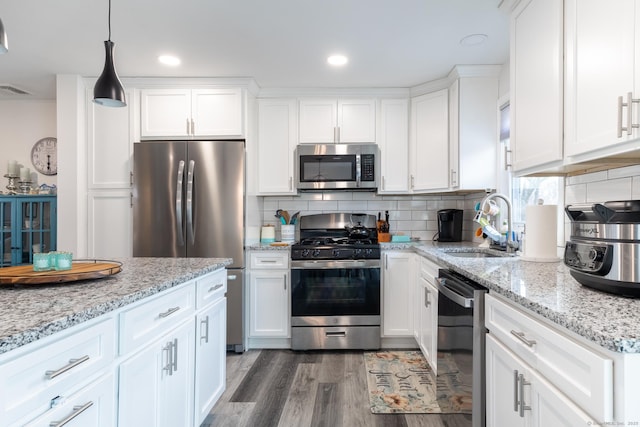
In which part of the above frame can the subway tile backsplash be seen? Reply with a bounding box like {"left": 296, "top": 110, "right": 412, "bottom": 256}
{"left": 258, "top": 191, "right": 487, "bottom": 242}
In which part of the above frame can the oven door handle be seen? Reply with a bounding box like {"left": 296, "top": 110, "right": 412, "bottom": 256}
{"left": 291, "top": 260, "right": 380, "bottom": 269}
{"left": 436, "top": 277, "right": 474, "bottom": 308}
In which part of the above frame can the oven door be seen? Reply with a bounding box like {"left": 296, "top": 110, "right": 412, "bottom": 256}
{"left": 290, "top": 260, "right": 381, "bottom": 326}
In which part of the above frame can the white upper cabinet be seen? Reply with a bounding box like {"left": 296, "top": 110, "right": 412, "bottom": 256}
{"left": 257, "top": 99, "right": 297, "bottom": 195}
{"left": 449, "top": 75, "right": 499, "bottom": 190}
{"left": 140, "top": 88, "right": 243, "bottom": 139}
{"left": 299, "top": 98, "right": 376, "bottom": 143}
{"left": 377, "top": 98, "right": 410, "bottom": 193}
{"left": 410, "top": 89, "right": 449, "bottom": 192}
{"left": 564, "top": 0, "right": 640, "bottom": 158}
{"left": 510, "top": 0, "right": 564, "bottom": 173}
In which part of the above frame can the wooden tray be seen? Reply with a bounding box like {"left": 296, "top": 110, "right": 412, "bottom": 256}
{"left": 0, "top": 260, "right": 122, "bottom": 285}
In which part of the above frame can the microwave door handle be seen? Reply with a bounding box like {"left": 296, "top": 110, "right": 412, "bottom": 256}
{"left": 175, "top": 160, "right": 185, "bottom": 246}
{"left": 355, "top": 154, "right": 361, "bottom": 187}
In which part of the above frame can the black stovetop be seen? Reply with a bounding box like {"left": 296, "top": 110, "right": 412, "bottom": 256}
{"left": 291, "top": 236, "right": 380, "bottom": 260}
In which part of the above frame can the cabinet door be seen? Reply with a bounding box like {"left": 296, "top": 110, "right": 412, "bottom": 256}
{"left": 87, "top": 190, "right": 132, "bottom": 258}
{"left": 299, "top": 99, "right": 337, "bottom": 143}
{"left": 194, "top": 297, "right": 227, "bottom": 425}
{"left": 191, "top": 88, "right": 243, "bottom": 137}
{"left": 257, "top": 99, "right": 297, "bottom": 194}
{"left": 486, "top": 334, "right": 528, "bottom": 427}
{"left": 410, "top": 90, "right": 449, "bottom": 192}
{"left": 118, "top": 320, "right": 194, "bottom": 427}
{"left": 249, "top": 270, "right": 289, "bottom": 337}
{"left": 337, "top": 99, "right": 376, "bottom": 142}
{"left": 565, "top": 0, "right": 638, "bottom": 157}
{"left": 87, "top": 88, "right": 134, "bottom": 189}
{"left": 140, "top": 89, "right": 192, "bottom": 138}
{"left": 510, "top": 0, "right": 563, "bottom": 172}
{"left": 378, "top": 99, "right": 410, "bottom": 193}
{"left": 382, "top": 252, "right": 414, "bottom": 336}
{"left": 419, "top": 279, "right": 438, "bottom": 373}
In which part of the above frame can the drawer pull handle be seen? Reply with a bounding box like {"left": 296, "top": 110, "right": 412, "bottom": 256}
{"left": 45, "top": 355, "right": 90, "bottom": 380}
{"left": 518, "top": 373, "right": 531, "bottom": 417}
{"left": 49, "top": 401, "right": 94, "bottom": 427}
{"left": 208, "top": 284, "right": 224, "bottom": 293}
{"left": 159, "top": 306, "right": 180, "bottom": 318}
{"left": 260, "top": 260, "right": 277, "bottom": 263}
{"left": 513, "top": 370, "right": 519, "bottom": 412}
{"left": 326, "top": 331, "right": 346, "bottom": 337}
{"left": 162, "top": 341, "right": 173, "bottom": 375}
{"left": 510, "top": 330, "right": 536, "bottom": 347}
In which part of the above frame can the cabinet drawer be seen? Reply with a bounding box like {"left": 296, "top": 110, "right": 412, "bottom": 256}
{"left": 419, "top": 255, "right": 439, "bottom": 282}
{"left": 0, "top": 317, "right": 116, "bottom": 426}
{"left": 119, "top": 283, "right": 195, "bottom": 354}
{"left": 23, "top": 372, "right": 116, "bottom": 427}
{"left": 250, "top": 251, "right": 289, "bottom": 269}
{"left": 485, "top": 293, "right": 613, "bottom": 422}
{"left": 196, "top": 269, "right": 227, "bottom": 309}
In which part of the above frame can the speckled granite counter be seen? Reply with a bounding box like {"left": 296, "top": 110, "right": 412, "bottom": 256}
{"left": 246, "top": 243, "right": 292, "bottom": 251}
{"left": 402, "top": 241, "right": 640, "bottom": 354}
{"left": 0, "top": 257, "right": 232, "bottom": 355}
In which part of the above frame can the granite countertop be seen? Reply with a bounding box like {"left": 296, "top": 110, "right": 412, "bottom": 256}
{"left": 407, "top": 241, "right": 640, "bottom": 354}
{"left": 0, "top": 257, "right": 232, "bottom": 355}
{"left": 246, "top": 242, "right": 292, "bottom": 251}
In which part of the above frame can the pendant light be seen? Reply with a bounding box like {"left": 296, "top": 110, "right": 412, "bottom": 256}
{"left": 93, "top": 0, "right": 126, "bottom": 107}
{"left": 0, "top": 18, "right": 8, "bottom": 54}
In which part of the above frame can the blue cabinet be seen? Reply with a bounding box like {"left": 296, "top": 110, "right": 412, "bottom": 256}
{"left": 0, "top": 195, "right": 57, "bottom": 267}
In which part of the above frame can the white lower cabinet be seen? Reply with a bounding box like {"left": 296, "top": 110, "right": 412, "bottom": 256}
{"left": 485, "top": 293, "right": 612, "bottom": 425}
{"left": 382, "top": 251, "right": 415, "bottom": 336}
{"left": 486, "top": 334, "right": 595, "bottom": 427}
{"left": 118, "top": 318, "right": 195, "bottom": 427}
{"left": 414, "top": 255, "right": 439, "bottom": 371}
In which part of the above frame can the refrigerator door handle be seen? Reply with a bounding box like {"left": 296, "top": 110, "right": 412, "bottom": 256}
{"left": 186, "top": 159, "right": 195, "bottom": 245}
{"left": 176, "top": 160, "right": 185, "bottom": 246}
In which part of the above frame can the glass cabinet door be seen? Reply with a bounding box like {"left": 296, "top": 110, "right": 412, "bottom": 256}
{"left": 0, "top": 199, "right": 12, "bottom": 267}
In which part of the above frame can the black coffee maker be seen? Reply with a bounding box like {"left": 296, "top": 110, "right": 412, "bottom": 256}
{"left": 437, "top": 209, "right": 463, "bottom": 242}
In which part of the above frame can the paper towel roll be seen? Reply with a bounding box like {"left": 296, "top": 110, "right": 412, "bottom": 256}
{"left": 522, "top": 204, "right": 560, "bottom": 262}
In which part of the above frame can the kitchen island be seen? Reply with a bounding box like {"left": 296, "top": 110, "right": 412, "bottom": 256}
{"left": 0, "top": 257, "right": 231, "bottom": 427}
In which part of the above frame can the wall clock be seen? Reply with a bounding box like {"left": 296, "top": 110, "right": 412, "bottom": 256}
{"left": 31, "top": 137, "right": 57, "bottom": 176}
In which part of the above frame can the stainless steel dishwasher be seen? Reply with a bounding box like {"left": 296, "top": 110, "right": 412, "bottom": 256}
{"left": 436, "top": 269, "right": 487, "bottom": 427}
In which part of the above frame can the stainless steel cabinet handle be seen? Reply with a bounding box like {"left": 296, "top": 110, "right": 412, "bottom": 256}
{"left": 260, "top": 260, "right": 277, "bottom": 263}
{"left": 49, "top": 401, "right": 94, "bottom": 427}
{"left": 208, "top": 284, "right": 224, "bottom": 293}
{"left": 162, "top": 341, "right": 173, "bottom": 375}
{"left": 450, "top": 169, "right": 457, "bottom": 186}
{"left": 410, "top": 174, "right": 414, "bottom": 189}
{"left": 284, "top": 273, "right": 287, "bottom": 291}
{"left": 159, "top": 306, "right": 180, "bottom": 318}
{"left": 510, "top": 330, "right": 536, "bottom": 347}
{"left": 201, "top": 316, "right": 210, "bottom": 344}
{"left": 382, "top": 176, "right": 386, "bottom": 190}
{"left": 289, "top": 176, "right": 293, "bottom": 191}
{"left": 191, "top": 118, "right": 195, "bottom": 135}
{"left": 518, "top": 373, "right": 531, "bottom": 417}
{"left": 45, "top": 355, "right": 90, "bottom": 380}
{"left": 172, "top": 338, "right": 178, "bottom": 373}
{"left": 513, "top": 370, "right": 519, "bottom": 412}
{"left": 504, "top": 147, "right": 512, "bottom": 170}
{"left": 186, "top": 159, "right": 195, "bottom": 245}
{"left": 618, "top": 92, "right": 640, "bottom": 137}
{"left": 175, "top": 161, "right": 185, "bottom": 246}
{"left": 424, "top": 287, "right": 430, "bottom": 307}
{"left": 186, "top": 118, "right": 190, "bottom": 135}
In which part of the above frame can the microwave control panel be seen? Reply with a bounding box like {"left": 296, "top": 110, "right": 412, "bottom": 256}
{"left": 360, "top": 154, "right": 375, "bottom": 181}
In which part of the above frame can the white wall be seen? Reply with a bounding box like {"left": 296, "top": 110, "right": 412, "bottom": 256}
{"left": 0, "top": 100, "right": 56, "bottom": 186}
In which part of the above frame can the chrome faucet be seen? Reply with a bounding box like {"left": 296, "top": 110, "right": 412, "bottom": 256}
{"left": 480, "top": 192, "right": 518, "bottom": 253}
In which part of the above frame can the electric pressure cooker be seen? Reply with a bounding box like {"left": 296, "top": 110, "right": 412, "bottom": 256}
{"left": 564, "top": 200, "right": 640, "bottom": 296}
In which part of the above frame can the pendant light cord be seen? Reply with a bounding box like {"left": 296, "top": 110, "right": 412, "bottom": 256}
{"left": 107, "top": 0, "right": 112, "bottom": 41}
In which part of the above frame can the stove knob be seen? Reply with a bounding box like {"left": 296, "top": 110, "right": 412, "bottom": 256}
{"left": 354, "top": 248, "right": 363, "bottom": 257}
{"left": 365, "top": 248, "right": 373, "bottom": 256}
{"left": 312, "top": 249, "right": 321, "bottom": 258}
{"left": 332, "top": 249, "right": 341, "bottom": 258}
{"left": 301, "top": 249, "right": 310, "bottom": 258}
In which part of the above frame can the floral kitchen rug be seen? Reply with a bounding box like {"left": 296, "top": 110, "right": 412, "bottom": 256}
{"left": 363, "top": 350, "right": 472, "bottom": 414}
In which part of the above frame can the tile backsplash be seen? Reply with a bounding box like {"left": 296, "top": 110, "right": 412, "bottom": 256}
{"left": 256, "top": 191, "right": 488, "bottom": 242}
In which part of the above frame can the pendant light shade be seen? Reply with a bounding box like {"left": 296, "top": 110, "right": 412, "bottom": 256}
{"left": 0, "top": 18, "right": 8, "bottom": 54}
{"left": 94, "top": 40, "right": 126, "bottom": 107}
{"left": 93, "top": 0, "right": 126, "bottom": 107}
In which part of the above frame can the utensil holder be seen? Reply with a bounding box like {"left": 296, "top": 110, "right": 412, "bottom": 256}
{"left": 281, "top": 225, "right": 295, "bottom": 242}
{"left": 378, "top": 232, "right": 391, "bottom": 242}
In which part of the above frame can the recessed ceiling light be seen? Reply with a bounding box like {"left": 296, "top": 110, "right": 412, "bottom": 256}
{"left": 158, "top": 55, "right": 181, "bottom": 66}
{"left": 460, "top": 34, "right": 488, "bottom": 46}
{"left": 327, "top": 55, "right": 348, "bottom": 66}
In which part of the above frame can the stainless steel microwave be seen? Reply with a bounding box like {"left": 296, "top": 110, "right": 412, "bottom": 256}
{"left": 295, "top": 144, "right": 378, "bottom": 191}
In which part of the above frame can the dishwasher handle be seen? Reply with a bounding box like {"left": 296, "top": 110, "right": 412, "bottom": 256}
{"left": 436, "top": 277, "right": 474, "bottom": 308}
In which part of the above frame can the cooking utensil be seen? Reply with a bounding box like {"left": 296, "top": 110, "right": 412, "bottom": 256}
{"left": 290, "top": 211, "right": 300, "bottom": 225}
{"left": 282, "top": 210, "right": 290, "bottom": 225}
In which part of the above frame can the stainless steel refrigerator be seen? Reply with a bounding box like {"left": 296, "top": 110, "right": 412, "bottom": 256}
{"left": 133, "top": 140, "right": 245, "bottom": 352}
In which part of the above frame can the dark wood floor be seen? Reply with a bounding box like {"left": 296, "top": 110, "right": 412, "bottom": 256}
{"left": 202, "top": 349, "right": 472, "bottom": 427}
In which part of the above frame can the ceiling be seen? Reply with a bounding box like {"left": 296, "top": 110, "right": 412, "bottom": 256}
{"left": 0, "top": 0, "right": 509, "bottom": 100}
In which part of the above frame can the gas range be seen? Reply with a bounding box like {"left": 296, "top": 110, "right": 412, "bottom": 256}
{"left": 291, "top": 237, "right": 380, "bottom": 261}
